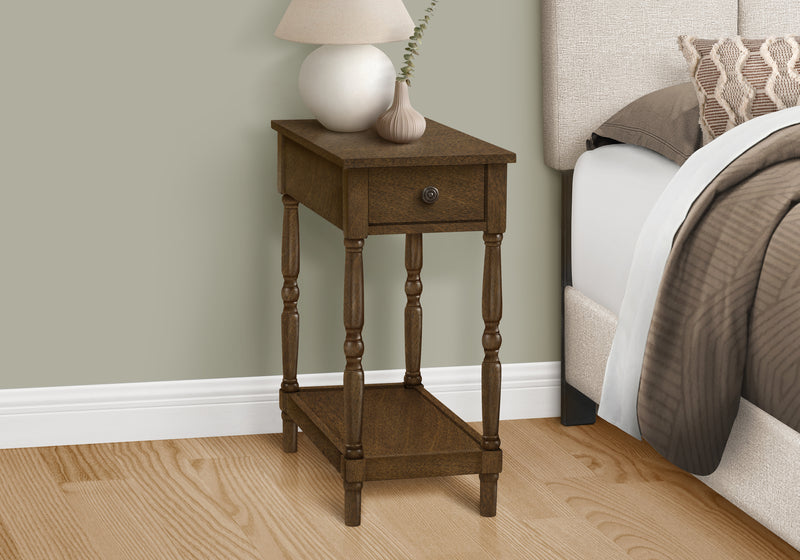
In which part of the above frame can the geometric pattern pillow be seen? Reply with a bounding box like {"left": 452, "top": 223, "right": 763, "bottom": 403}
{"left": 678, "top": 35, "right": 800, "bottom": 144}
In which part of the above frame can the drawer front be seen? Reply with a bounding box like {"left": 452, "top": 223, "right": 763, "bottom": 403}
{"left": 368, "top": 165, "right": 485, "bottom": 225}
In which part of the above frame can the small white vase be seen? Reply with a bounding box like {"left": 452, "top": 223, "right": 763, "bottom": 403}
{"left": 376, "top": 81, "right": 426, "bottom": 143}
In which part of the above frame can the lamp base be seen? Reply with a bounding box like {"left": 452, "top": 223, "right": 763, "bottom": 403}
{"left": 298, "top": 45, "right": 396, "bottom": 132}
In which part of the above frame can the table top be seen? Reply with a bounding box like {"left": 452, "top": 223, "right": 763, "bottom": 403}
{"left": 271, "top": 119, "right": 516, "bottom": 169}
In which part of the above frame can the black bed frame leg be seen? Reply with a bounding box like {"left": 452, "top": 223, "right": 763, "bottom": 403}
{"left": 560, "top": 373, "right": 597, "bottom": 426}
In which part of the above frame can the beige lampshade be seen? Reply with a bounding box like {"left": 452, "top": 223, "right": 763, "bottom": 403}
{"left": 275, "top": 0, "right": 415, "bottom": 45}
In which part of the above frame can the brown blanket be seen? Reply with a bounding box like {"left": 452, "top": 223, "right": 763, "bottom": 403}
{"left": 638, "top": 124, "right": 800, "bottom": 475}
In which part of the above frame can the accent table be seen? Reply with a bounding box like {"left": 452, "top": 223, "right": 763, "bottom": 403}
{"left": 271, "top": 119, "right": 516, "bottom": 526}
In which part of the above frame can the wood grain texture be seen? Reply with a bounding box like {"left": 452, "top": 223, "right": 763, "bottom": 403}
{"left": 274, "top": 121, "right": 515, "bottom": 241}
{"left": 107, "top": 440, "right": 261, "bottom": 559}
{"left": 343, "top": 237, "right": 365, "bottom": 525}
{"left": 368, "top": 220, "right": 487, "bottom": 235}
{"left": 0, "top": 448, "right": 103, "bottom": 559}
{"left": 276, "top": 133, "right": 285, "bottom": 194}
{"left": 486, "top": 163, "right": 507, "bottom": 234}
{"left": 291, "top": 385, "right": 480, "bottom": 459}
{"left": 0, "top": 517, "right": 21, "bottom": 560}
{"left": 480, "top": 232, "right": 503, "bottom": 517}
{"left": 286, "top": 384, "right": 487, "bottom": 487}
{"left": 342, "top": 238, "right": 366, "bottom": 463}
{"left": 275, "top": 114, "right": 513, "bottom": 525}
{"left": 368, "top": 165, "right": 485, "bottom": 225}
{"left": 281, "top": 139, "right": 343, "bottom": 229}
{"left": 404, "top": 233, "right": 423, "bottom": 387}
{"left": 271, "top": 119, "right": 516, "bottom": 169}
{"left": 0, "top": 418, "right": 797, "bottom": 559}
{"left": 342, "top": 168, "right": 368, "bottom": 240}
{"left": 280, "top": 195, "right": 300, "bottom": 395}
{"left": 39, "top": 443, "right": 125, "bottom": 483}
{"left": 481, "top": 233, "right": 503, "bottom": 453}
{"left": 280, "top": 194, "right": 300, "bottom": 453}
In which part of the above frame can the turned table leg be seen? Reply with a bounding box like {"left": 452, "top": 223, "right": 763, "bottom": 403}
{"left": 343, "top": 238, "right": 366, "bottom": 526}
{"left": 280, "top": 195, "right": 300, "bottom": 453}
{"left": 404, "top": 233, "right": 423, "bottom": 387}
{"left": 480, "top": 232, "right": 503, "bottom": 516}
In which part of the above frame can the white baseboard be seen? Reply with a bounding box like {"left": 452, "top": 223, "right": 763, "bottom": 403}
{"left": 0, "top": 362, "right": 560, "bottom": 449}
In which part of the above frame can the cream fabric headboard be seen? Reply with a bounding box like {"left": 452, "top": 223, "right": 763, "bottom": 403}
{"left": 739, "top": 0, "right": 800, "bottom": 36}
{"left": 541, "top": 0, "right": 800, "bottom": 170}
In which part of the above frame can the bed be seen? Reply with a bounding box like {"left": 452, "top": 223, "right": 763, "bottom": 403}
{"left": 542, "top": 0, "right": 800, "bottom": 549}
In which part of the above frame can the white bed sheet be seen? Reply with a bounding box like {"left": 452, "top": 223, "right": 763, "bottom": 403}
{"left": 571, "top": 144, "right": 679, "bottom": 316}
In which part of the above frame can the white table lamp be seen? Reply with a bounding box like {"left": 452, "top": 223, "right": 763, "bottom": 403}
{"left": 275, "top": 0, "right": 414, "bottom": 132}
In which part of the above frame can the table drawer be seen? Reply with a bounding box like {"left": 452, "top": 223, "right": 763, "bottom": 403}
{"left": 368, "top": 165, "right": 485, "bottom": 225}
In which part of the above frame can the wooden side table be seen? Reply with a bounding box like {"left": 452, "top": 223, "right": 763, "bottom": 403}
{"left": 271, "top": 119, "right": 516, "bottom": 526}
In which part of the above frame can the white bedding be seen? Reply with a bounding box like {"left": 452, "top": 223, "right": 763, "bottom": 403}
{"left": 571, "top": 144, "right": 678, "bottom": 315}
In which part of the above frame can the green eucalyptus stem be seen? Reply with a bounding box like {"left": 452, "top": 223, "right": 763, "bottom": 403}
{"left": 398, "top": 0, "right": 439, "bottom": 86}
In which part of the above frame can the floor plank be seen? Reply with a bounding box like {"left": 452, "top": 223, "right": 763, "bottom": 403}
{"left": 0, "top": 517, "right": 23, "bottom": 560}
{"left": 615, "top": 479, "right": 800, "bottom": 560}
{"left": 0, "top": 448, "right": 103, "bottom": 560}
{"left": 536, "top": 418, "right": 685, "bottom": 484}
{"left": 107, "top": 439, "right": 262, "bottom": 559}
{"left": 546, "top": 476, "right": 709, "bottom": 560}
{"left": 62, "top": 480, "right": 191, "bottom": 560}
{"left": 0, "top": 418, "right": 796, "bottom": 559}
{"left": 38, "top": 443, "right": 125, "bottom": 484}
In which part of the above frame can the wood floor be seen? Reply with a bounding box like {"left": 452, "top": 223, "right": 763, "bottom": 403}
{"left": 0, "top": 417, "right": 797, "bottom": 560}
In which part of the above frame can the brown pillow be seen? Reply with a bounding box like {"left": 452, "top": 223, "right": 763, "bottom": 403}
{"left": 587, "top": 83, "right": 701, "bottom": 165}
{"left": 678, "top": 35, "right": 800, "bottom": 144}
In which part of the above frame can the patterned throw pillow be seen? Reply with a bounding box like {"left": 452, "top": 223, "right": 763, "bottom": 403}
{"left": 678, "top": 35, "right": 800, "bottom": 144}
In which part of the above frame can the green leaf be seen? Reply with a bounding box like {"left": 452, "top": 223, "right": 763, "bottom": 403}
{"left": 395, "top": 0, "right": 438, "bottom": 85}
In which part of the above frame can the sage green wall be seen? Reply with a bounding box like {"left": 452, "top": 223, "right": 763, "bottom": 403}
{"left": 0, "top": 0, "right": 561, "bottom": 390}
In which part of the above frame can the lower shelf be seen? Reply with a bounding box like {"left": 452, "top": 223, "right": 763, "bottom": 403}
{"left": 284, "top": 383, "right": 499, "bottom": 481}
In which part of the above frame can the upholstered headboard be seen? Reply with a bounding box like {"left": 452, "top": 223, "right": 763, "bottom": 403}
{"left": 542, "top": 0, "right": 800, "bottom": 170}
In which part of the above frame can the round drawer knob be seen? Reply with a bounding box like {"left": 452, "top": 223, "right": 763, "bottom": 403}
{"left": 421, "top": 186, "right": 439, "bottom": 204}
